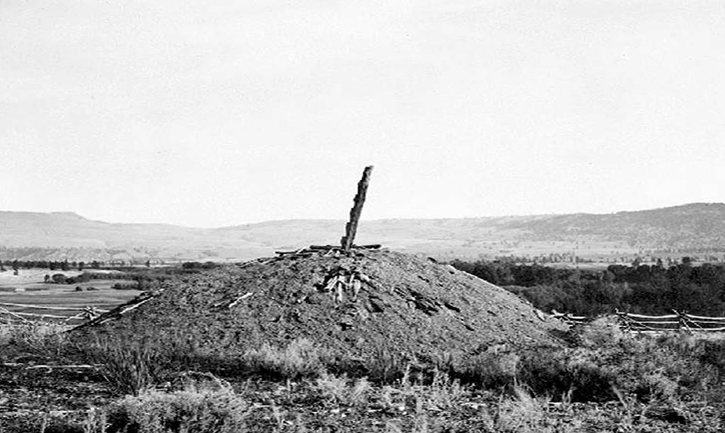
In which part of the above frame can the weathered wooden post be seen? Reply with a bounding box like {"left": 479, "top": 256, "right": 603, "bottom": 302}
{"left": 341, "top": 166, "right": 374, "bottom": 252}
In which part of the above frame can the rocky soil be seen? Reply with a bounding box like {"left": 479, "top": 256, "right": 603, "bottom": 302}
{"left": 76, "top": 249, "right": 566, "bottom": 362}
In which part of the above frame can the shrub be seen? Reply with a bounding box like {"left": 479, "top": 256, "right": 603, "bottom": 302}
{"left": 517, "top": 321, "right": 724, "bottom": 403}
{"left": 452, "top": 345, "right": 520, "bottom": 388}
{"left": 0, "top": 322, "right": 70, "bottom": 359}
{"left": 112, "top": 282, "right": 139, "bottom": 290}
{"left": 517, "top": 345, "right": 616, "bottom": 402}
{"left": 360, "top": 346, "right": 409, "bottom": 384}
{"left": 314, "top": 372, "right": 351, "bottom": 404}
{"left": 313, "top": 373, "right": 372, "bottom": 406}
{"left": 576, "top": 316, "right": 626, "bottom": 348}
{"left": 106, "top": 385, "right": 248, "bottom": 433}
{"left": 181, "top": 262, "right": 218, "bottom": 270}
{"left": 692, "top": 336, "right": 725, "bottom": 375}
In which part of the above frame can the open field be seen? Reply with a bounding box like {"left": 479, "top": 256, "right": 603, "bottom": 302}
{"left": 0, "top": 269, "right": 143, "bottom": 323}
{"left": 0, "top": 268, "right": 82, "bottom": 291}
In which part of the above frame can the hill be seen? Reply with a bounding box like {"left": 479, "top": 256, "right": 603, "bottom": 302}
{"left": 76, "top": 249, "right": 566, "bottom": 364}
{"left": 1, "top": 203, "right": 725, "bottom": 262}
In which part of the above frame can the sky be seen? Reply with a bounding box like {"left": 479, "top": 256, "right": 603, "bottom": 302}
{"left": 1, "top": 0, "right": 724, "bottom": 228}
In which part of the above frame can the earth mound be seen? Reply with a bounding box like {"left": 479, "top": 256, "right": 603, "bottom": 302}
{"left": 77, "top": 249, "right": 565, "bottom": 362}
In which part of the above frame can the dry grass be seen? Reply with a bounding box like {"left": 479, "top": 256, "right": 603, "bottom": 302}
{"left": 242, "top": 338, "right": 330, "bottom": 379}
{"left": 83, "top": 339, "right": 165, "bottom": 396}
{"left": 104, "top": 380, "right": 249, "bottom": 433}
{"left": 0, "top": 321, "right": 70, "bottom": 362}
{"left": 5, "top": 318, "right": 725, "bottom": 433}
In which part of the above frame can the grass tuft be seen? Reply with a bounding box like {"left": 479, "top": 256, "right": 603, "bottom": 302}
{"left": 82, "top": 338, "right": 166, "bottom": 396}
{"left": 104, "top": 384, "right": 249, "bottom": 433}
{"left": 494, "top": 386, "right": 548, "bottom": 433}
{"left": 242, "top": 338, "right": 328, "bottom": 379}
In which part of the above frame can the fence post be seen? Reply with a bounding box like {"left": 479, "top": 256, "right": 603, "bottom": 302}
{"left": 673, "top": 309, "right": 692, "bottom": 334}
{"left": 615, "top": 309, "right": 630, "bottom": 332}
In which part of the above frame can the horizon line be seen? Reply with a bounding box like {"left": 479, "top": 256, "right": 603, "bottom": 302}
{"left": 0, "top": 202, "right": 722, "bottom": 229}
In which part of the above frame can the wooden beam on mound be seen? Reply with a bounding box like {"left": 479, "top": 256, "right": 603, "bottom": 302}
{"left": 341, "top": 166, "right": 374, "bottom": 252}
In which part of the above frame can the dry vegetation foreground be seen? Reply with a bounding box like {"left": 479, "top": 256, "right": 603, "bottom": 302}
{"left": 2, "top": 321, "right": 725, "bottom": 432}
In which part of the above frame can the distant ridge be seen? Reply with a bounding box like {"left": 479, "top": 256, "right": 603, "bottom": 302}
{"left": 1, "top": 203, "right": 724, "bottom": 262}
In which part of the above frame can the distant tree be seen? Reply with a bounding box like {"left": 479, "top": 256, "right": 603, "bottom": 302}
{"left": 91, "top": 261, "right": 100, "bottom": 269}
{"left": 51, "top": 274, "right": 67, "bottom": 284}
{"left": 49, "top": 261, "right": 57, "bottom": 271}
{"left": 0, "top": 260, "right": 5, "bottom": 272}
{"left": 61, "top": 260, "right": 69, "bottom": 271}
{"left": 145, "top": 260, "right": 151, "bottom": 268}
{"left": 78, "top": 261, "right": 85, "bottom": 271}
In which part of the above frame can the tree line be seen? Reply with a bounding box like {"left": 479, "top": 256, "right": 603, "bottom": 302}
{"left": 0, "top": 259, "right": 152, "bottom": 273}
{"left": 449, "top": 259, "right": 725, "bottom": 316}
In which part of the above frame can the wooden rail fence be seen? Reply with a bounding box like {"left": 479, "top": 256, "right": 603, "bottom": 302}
{"left": 552, "top": 309, "right": 725, "bottom": 334}
{"left": 7, "top": 298, "right": 725, "bottom": 334}
{"left": 0, "top": 301, "right": 115, "bottom": 325}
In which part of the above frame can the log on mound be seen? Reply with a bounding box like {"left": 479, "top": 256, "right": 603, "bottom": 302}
{"left": 75, "top": 249, "right": 566, "bottom": 363}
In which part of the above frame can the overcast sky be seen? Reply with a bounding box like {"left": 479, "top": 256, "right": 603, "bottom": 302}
{"left": 1, "top": 0, "right": 724, "bottom": 227}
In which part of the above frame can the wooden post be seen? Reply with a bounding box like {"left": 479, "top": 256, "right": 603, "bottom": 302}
{"left": 341, "top": 166, "right": 374, "bottom": 252}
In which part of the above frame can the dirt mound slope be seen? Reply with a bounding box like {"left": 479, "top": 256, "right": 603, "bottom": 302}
{"left": 77, "top": 249, "right": 565, "bottom": 361}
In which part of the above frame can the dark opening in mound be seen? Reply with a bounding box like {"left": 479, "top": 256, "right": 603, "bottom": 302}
{"left": 76, "top": 249, "right": 565, "bottom": 365}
